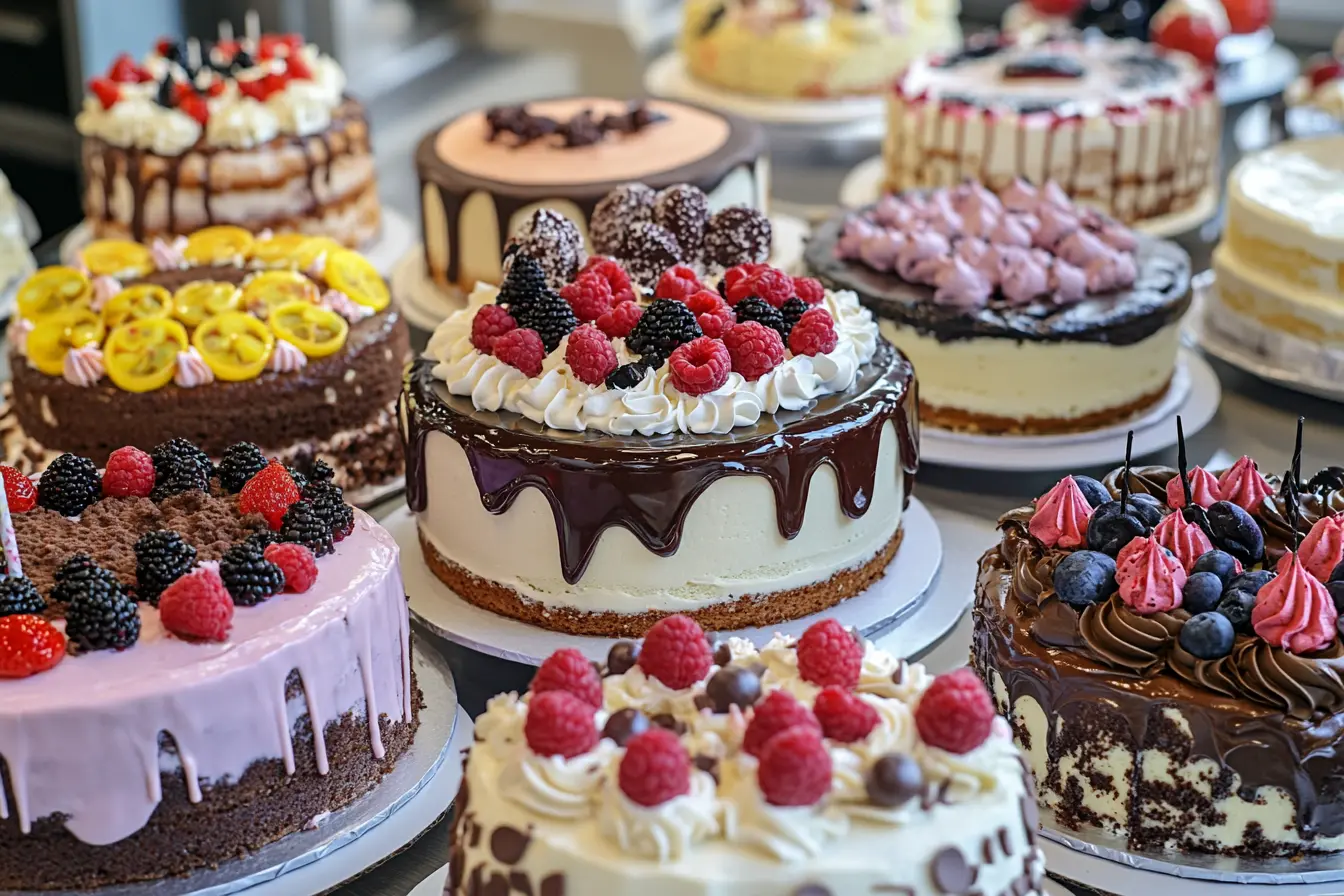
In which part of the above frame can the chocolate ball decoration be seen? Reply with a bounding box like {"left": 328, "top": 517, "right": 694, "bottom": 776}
{"left": 704, "top": 666, "right": 762, "bottom": 713}
{"left": 606, "top": 640, "right": 640, "bottom": 676}
{"left": 653, "top": 185, "right": 711, "bottom": 260}
{"left": 601, "top": 708, "right": 650, "bottom": 746}
{"left": 866, "top": 753, "right": 924, "bottom": 808}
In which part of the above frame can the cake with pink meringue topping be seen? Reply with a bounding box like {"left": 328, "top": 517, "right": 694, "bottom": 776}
{"left": 805, "top": 179, "right": 1191, "bottom": 434}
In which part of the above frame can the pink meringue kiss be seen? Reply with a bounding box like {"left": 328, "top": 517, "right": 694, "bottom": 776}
{"left": 1000, "top": 248, "right": 1051, "bottom": 306}
{"left": 1084, "top": 250, "right": 1138, "bottom": 294}
{"left": 1253, "top": 551, "right": 1339, "bottom": 655}
{"left": 1034, "top": 205, "right": 1080, "bottom": 250}
{"left": 1000, "top": 178, "right": 1039, "bottom": 213}
{"left": 1049, "top": 259, "right": 1088, "bottom": 305}
{"left": 1154, "top": 511, "right": 1214, "bottom": 574}
{"left": 1116, "top": 536, "right": 1188, "bottom": 615}
{"left": 1097, "top": 219, "right": 1139, "bottom": 253}
{"left": 1056, "top": 229, "right": 1111, "bottom": 269}
{"left": 896, "top": 230, "right": 951, "bottom": 284}
{"left": 1217, "top": 456, "right": 1274, "bottom": 513}
{"left": 1040, "top": 181, "right": 1073, "bottom": 211}
{"left": 859, "top": 231, "right": 905, "bottom": 273}
{"left": 1029, "top": 476, "right": 1094, "bottom": 549}
{"left": 1299, "top": 515, "right": 1344, "bottom": 583}
{"left": 1165, "top": 466, "right": 1221, "bottom": 510}
{"left": 989, "top": 214, "right": 1035, "bottom": 249}
{"left": 933, "top": 255, "right": 993, "bottom": 310}
{"left": 872, "top": 195, "right": 915, "bottom": 228}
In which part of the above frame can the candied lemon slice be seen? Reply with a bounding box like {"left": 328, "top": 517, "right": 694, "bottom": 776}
{"left": 104, "top": 318, "right": 189, "bottom": 393}
{"left": 81, "top": 239, "right": 154, "bottom": 279}
{"left": 172, "top": 280, "right": 242, "bottom": 328}
{"left": 17, "top": 267, "right": 92, "bottom": 322}
{"left": 268, "top": 301, "right": 349, "bottom": 358}
{"left": 324, "top": 249, "right": 389, "bottom": 312}
{"left": 249, "top": 234, "right": 319, "bottom": 269}
{"left": 27, "top": 309, "right": 105, "bottom": 377}
{"left": 240, "top": 270, "right": 321, "bottom": 319}
{"left": 102, "top": 284, "right": 173, "bottom": 329}
{"left": 292, "top": 236, "right": 345, "bottom": 272}
{"left": 183, "top": 226, "right": 255, "bottom": 266}
{"left": 193, "top": 311, "right": 275, "bottom": 381}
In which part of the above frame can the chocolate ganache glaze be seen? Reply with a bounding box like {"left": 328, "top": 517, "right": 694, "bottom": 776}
{"left": 400, "top": 341, "right": 918, "bottom": 584}
{"left": 804, "top": 212, "right": 1191, "bottom": 345}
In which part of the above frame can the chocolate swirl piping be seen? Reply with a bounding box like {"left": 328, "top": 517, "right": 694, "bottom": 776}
{"left": 1077, "top": 596, "right": 1182, "bottom": 676}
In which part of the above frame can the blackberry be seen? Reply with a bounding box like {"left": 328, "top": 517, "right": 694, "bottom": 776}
{"left": 309, "top": 459, "right": 337, "bottom": 484}
{"left": 303, "top": 478, "right": 354, "bottom": 541}
{"left": 0, "top": 576, "right": 45, "bottom": 617}
{"left": 51, "top": 554, "right": 120, "bottom": 605}
{"left": 150, "top": 438, "right": 212, "bottom": 501}
{"left": 37, "top": 453, "right": 100, "bottom": 516}
{"left": 733, "top": 296, "right": 787, "bottom": 342}
{"left": 512, "top": 289, "right": 578, "bottom": 354}
{"left": 64, "top": 572, "right": 140, "bottom": 652}
{"left": 285, "top": 465, "right": 309, "bottom": 493}
{"left": 219, "top": 539, "right": 285, "bottom": 607}
{"left": 605, "top": 357, "right": 663, "bottom": 390}
{"left": 218, "top": 442, "right": 268, "bottom": 493}
{"left": 279, "top": 500, "right": 335, "bottom": 557}
{"left": 496, "top": 256, "right": 551, "bottom": 318}
{"left": 625, "top": 300, "right": 702, "bottom": 358}
{"left": 780, "top": 297, "right": 809, "bottom": 340}
{"left": 243, "top": 529, "right": 279, "bottom": 551}
{"left": 151, "top": 438, "right": 213, "bottom": 478}
{"left": 134, "top": 530, "right": 197, "bottom": 606}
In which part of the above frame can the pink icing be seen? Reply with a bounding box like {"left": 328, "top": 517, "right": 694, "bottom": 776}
{"left": 896, "top": 230, "right": 950, "bottom": 283}
{"left": 988, "top": 213, "right": 1034, "bottom": 249}
{"left": 173, "top": 347, "right": 215, "bottom": 388}
{"left": 1000, "top": 178, "right": 1039, "bottom": 213}
{"left": 1049, "top": 259, "right": 1088, "bottom": 304}
{"left": 954, "top": 236, "right": 990, "bottom": 267}
{"left": 960, "top": 200, "right": 1001, "bottom": 239}
{"left": 91, "top": 276, "right": 123, "bottom": 312}
{"left": 1085, "top": 250, "right": 1138, "bottom": 293}
{"left": 0, "top": 512, "right": 412, "bottom": 846}
{"left": 267, "top": 339, "right": 309, "bottom": 373}
{"left": 953, "top": 181, "right": 1004, "bottom": 218}
{"left": 859, "top": 231, "right": 904, "bottom": 273}
{"left": 1253, "top": 551, "right": 1339, "bottom": 655}
{"left": 1116, "top": 536, "right": 1188, "bottom": 615}
{"left": 1165, "top": 466, "right": 1221, "bottom": 510}
{"left": 1000, "top": 248, "right": 1051, "bottom": 306}
{"left": 1098, "top": 219, "right": 1139, "bottom": 253}
{"left": 837, "top": 217, "right": 878, "bottom": 259}
{"left": 1040, "top": 181, "right": 1072, "bottom": 211}
{"left": 1034, "top": 205, "right": 1079, "bottom": 250}
{"left": 1028, "top": 476, "right": 1094, "bottom": 549}
{"left": 62, "top": 346, "right": 105, "bottom": 387}
{"left": 932, "top": 255, "right": 993, "bottom": 310}
{"left": 1299, "top": 515, "right": 1344, "bottom": 583}
{"left": 1153, "top": 511, "right": 1214, "bottom": 574}
{"left": 921, "top": 191, "right": 964, "bottom": 238}
{"left": 1217, "top": 456, "right": 1274, "bottom": 513}
{"left": 1056, "top": 230, "right": 1111, "bottom": 269}
{"left": 323, "top": 289, "right": 374, "bottom": 323}
{"left": 873, "top": 195, "right": 915, "bottom": 228}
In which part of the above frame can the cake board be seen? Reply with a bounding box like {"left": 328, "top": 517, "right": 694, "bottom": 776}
{"left": 919, "top": 347, "right": 1221, "bottom": 472}
{"left": 0, "top": 645, "right": 470, "bottom": 896}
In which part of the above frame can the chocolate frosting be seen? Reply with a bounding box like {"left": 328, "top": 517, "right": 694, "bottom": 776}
{"left": 804, "top": 212, "right": 1192, "bottom": 345}
{"left": 399, "top": 342, "right": 918, "bottom": 584}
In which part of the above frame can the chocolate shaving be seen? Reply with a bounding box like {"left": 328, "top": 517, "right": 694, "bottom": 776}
{"left": 485, "top": 102, "right": 668, "bottom": 149}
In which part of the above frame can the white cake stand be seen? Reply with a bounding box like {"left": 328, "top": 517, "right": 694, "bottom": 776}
{"left": 391, "top": 496, "right": 943, "bottom": 666}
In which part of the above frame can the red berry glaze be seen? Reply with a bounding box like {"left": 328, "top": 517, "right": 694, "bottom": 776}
{"left": 595, "top": 300, "right": 643, "bottom": 339}
{"left": 914, "top": 668, "right": 996, "bottom": 755}
{"left": 789, "top": 308, "right": 839, "bottom": 357}
{"left": 797, "top": 619, "right": 863, "bottom": 688}
{"left": 239, "top": 461, "right": 301, "bottom": 530}
{"left": 0, "top": 615, "right": 66, "bottom": 678}
{"left": 580, "top": 257, "right": 636, "bottom": 304}
{"left": 525, "top": 690, "right": 598, "bottom": 758}
{"left": 655, "top": 265, "right": 703, "bottom": 302}
{"left": 813, "top": 686, "right": 880, "bottom": 743}
{"left": 668, "top": 337, "right": 731, "bottom": 396}
{"left": 726, "top": 267, "right": 794, "bottom": 308}
{"left": 102, "top": 446, "right": 156, "bottom": 499}
{"left": 619, "top": 728, "right": 692, "bottom": 807}
{"left": 637, "top": 614, "right": 713, "bottom": 690}
{"left": 560, "top": 273, "right": 615, "bottom": 323}
{"left": 758, "top": 726, "right": 832, "bottom": 806}
{"left": 264, "top": 543, "right": 318, "bottom": 593}
{"left": 792, "top": 276, "right": 825, "bottom": 305}
{"left": 532, "top": 647, "right": 604, "bottom": 708}
{"left": 470, "top": 305, "right": 517, "bottom": 355}
{"left": 743, "top": 690, "right": 822, "bottom": 757}
{"left": 565, "top": 325, "right": 619, "bottom": 386}
{"left": 159, "top": 567, "right": 235, "bottom": 642}
{"left": 492, "top": 328, "right": 546, "bottom": 377}
{"left": 0, "top": 466, "right": 36, "bottom": 512}
{"left": 686, "top": 290, "right": 736, "bottom": 339}
{"left": 89, "top": 77, "right": 121, "bottom": 110}
{"left": 722, "top": 321, "right": 784, "bottom": 380}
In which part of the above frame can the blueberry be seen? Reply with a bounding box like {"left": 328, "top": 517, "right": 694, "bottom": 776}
{"left": 1180, "top": 612, "right": 1236, "bottom": 660}
{"left": 1182, "top": 572, "right": 1224, "bottom": 615}
{"left": 1206, "top": 501, "right": 1265, "bottom": 567}
{"left": 1129, "top": 494, "right": 1165, "bottom": 528}
{"left": 1191, "top": 550, "right": 1240, "bottom": 587}
{"left": 1086, "top": 500, "right": 1151, "bottom": 556}
{"left": 1052, "top": 550, "right": 1118, "bottom": 609}
{"left": 1216, "top": 589, "right": 1258, "bottom": 636}
{"left": 1072, "top": 475, "right": 1111, "bottom": 509}
{"left": 1328, "top": 581, "right": 1344, "bottom": 615}
{"left": 1226, "top": 569, "right": 1275, "bottom": 598}
{"left": 1331, "top": 560, "right": 1344, "bottom": 583}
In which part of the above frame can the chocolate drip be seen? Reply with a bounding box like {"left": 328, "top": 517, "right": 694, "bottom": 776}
{"left": 400, "top": 343, "right": 918, "bottom": 583}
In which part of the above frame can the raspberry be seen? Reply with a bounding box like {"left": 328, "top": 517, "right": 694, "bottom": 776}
{"left": 743, "top": 690, "right": 822, "bottom": 757}
{"left": 470, "top": 305, "right": 517, "bottom": 355}
{"left": 239, "top": 461, "right": 301, "bottom": 530}
{"left": 654, "top": 265, "right": 703, "bottom": 302}
{"left": 789, "top": 308, "right": 839, "bottom": 357}
{"left": 669, "top": 337, "right": 731, "bottom": 396}
{"left": 559, "top": 273, "right": 614, "bottom": 323}
{"left": 159, "top": 567, "right": 234, "bottom": 642}
{"left": 177, "top": 92, "right": 209, "bottom": 125}
{"left": 525, "top": 690, "right": 598, "bottom": 758}
{"left": 218, "top": 442, "right": 269, "bottom": 494}
{"left": 564, "top": 325, "right": 618, "bottom": 386}
{"left": 797, "top": 619, "right": 863, "bottom": 688}
{"left": 581, "top": 256, "right": 636, "bottom": 303}
{"left": 722, "top": 321, "right": 784, "bottom": 381}
{"left": 914, "top": 668, "right": 996, "bottom": 755}
{"left": 0, "top": 615, "right": 66, "bottom": 678}
{"left": 102, "top": 446, "right": 155, "bottom": 498}
{"left": 492, "top": 328, "right": 546, "bottom": 377}
{"left": 721, "top": 263, "right": 769, "bottom": 297}
{"left": 813, "top": 686, "right": 880, "bottom": 743}
{"left": 108, "top": 53, "right": 142, "bottom": 83}
{"left": 134, "top": 530, "right": 197, "bottom": 606}
{"left": 619, "top": 728, "right": 692, "bottom": 807}
{"left": 757, "top": 726, "right": 832, "bottom": 806}
{"left": 686, "top": 290, "right": 735, "bottom": 339}
{"left": 0, "top": 465, "right": 36, "bottom": 512}
{"left": 88, "top": 77, "right": 120, "bottom": 110}
{"left": 637, "top": 614, "right": 713, "bottom": 690}
{"left": 595, "top": 300, "right": 643, "bottom": 339}
{"left": 265, "top": 542, "right": 318, "bottom": 592}
{"left": 726, "top": 267, "right": 794, "bottom": 309}
{"left": 793, "top": 276, "right": 825, "bottom": 305}
{"left": 38, "top": 454, "right": 100, "bottom": 517}
{"left": 532, "top": 647, "right": 603, "bottom": 708}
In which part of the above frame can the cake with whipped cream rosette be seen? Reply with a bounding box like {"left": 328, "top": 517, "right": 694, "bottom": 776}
{"left": 452, "top": 613, "right": 1045, "bottom": 895}
{"left": 974, "top": 435, "right": 1344, "bottom": 855}
{"left": 1286, "top": 39, "right": 1344, "bottom": 128}
{"left": 3, "top": 226, "right": 408, "bottom": 493}
{"left": 401, "top": 226, "right": 918, "bottom": 636}
{"left": 805, "top": 180, "right": 1191, "bottom": 434}
{"left": 78, "top": 32, "right": 379, "bottom": 247}
{"left": 0, "top": 438, "right": 417, "bottom": 889}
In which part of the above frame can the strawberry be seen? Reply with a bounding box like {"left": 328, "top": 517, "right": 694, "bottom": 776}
{"left": 0, "top": 615, "right": 66, "bottom": 678}
{"left": 88, "top": 77, "right": 121, "bottom": 111}
{"left": 239, "top": 461, "right": 301, "bottom": 530}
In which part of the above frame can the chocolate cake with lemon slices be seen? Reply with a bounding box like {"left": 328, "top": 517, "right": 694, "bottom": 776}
{"left": 3, "top": 227, "right": 409, "bottom": 493}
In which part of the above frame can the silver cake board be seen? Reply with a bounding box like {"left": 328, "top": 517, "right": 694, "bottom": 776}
{"left": 392, "top": 495, "right": 944, "bottom": 666}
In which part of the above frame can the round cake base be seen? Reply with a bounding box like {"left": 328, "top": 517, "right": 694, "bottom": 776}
{"left": 921, "top": 375, "right": 1174, "bottom": 437}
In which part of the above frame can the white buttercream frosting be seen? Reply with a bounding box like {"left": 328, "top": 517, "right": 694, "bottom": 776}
{"left": 596, "top": 770, "right": 722, "bottom": 860}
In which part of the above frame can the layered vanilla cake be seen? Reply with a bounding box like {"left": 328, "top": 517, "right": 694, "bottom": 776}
{"left": 78, "top": 33, "right": 380, "bottom": 247}
{"left": 1210, "top": 136, "right": 1344, "bottom": 381}
{"left": 452, "top": 614, "right": 1045, "bottom": 895}
{"left": 680, "top": 0, "right": 962, "bottom": 99}
{"left": 415, "top": 98, "right": 768, "bottom": 296}
{"left": 806, "top": 181, "right": 1192, "bottom": 434}
{"left": 401, "top": 233, "right": 917, "bottom": 636}
{"left": 975, "top": 451, "right": 1344, "bottom": 855}
{"left": 884, "top": 33, "right": 1220, "bottom": 226}
{"left": 0, "top": 440, "right": 417, "bottom": 889}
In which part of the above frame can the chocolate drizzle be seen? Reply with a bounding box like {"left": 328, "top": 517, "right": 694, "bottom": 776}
{"left": 400, "top": 342, "right": 918, "bottom": 583}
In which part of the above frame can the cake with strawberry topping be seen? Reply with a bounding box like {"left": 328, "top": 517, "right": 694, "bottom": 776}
{"left": 1287, "top": 40, "right": 1344, "bottom": 128}
{"left": 0, "top": 439, "right": 417, "bottom": 890}
{"left": 973, "top": 427, "right": 1344, "bottom": 856}
{"left": 402, "top": 241, "right": 918, "bottom": 636}
{"left": 2, "top": 227, "right": 409, "bottom": 495}
{"left": 451, "top": 614, "right": 1044, "bottom": 895}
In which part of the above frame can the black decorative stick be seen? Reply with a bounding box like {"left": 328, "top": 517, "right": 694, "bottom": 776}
{"left": 1121, "top": 430, "right": 1133, "bottom": 514}
{"left": 1176, "top": 415, "right": 1192, "bottom": 508}
{"left": 1288, "top": 416, "right": 1304, "bottom": 551}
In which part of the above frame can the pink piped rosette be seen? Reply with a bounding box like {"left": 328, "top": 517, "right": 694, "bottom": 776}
{"left": 1217, "top": 456, "right": 1274, "bottom": 513}
{"left": 1299, "top": 515, "right": 1344, "bottom": 584}
{"left": 1165, "top": 465, "right": 1221, "bottom": 510}
{"left": 1253, "top": 551, "right": 1338, "bottom": 655}
{"left": 1153, "top": 511, "right": 1213, "bottom": 574}
{"left": 1028, "top": 476, "right": 1093, "bottom": 549}
{"left": 1116, "top": 536, "right": 1188, "bottom": 615}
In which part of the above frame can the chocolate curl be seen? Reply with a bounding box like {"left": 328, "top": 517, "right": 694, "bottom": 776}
{"left": 0, "top": 485, "right": 21, "bottom": 578}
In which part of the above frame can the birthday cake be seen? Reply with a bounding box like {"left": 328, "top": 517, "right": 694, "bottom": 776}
{"left": 451, "top": 614, "right": 1045, "bottom": 895}
{"left": 0, "top": 440, "right": 417, "bottom": 889}
{"left": 973, "top": 429, "right": 1344, "bottom": 855}
{"left": 3, "top": 227, "right": 409, "bottom": 493}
